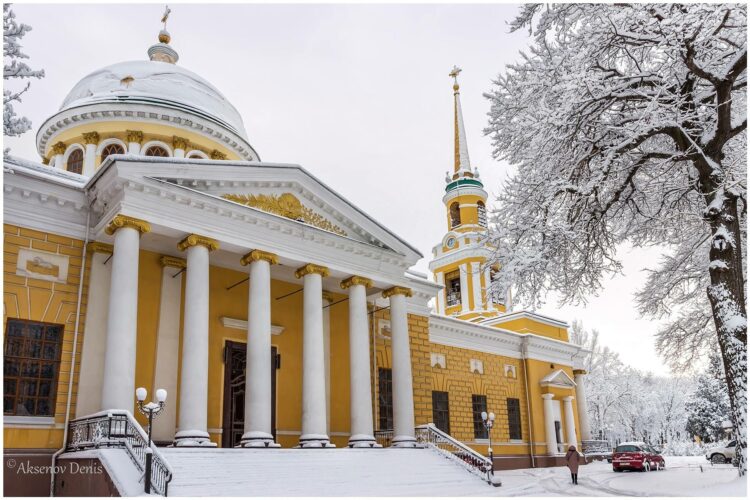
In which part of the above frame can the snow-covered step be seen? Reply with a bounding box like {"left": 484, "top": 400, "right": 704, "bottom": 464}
{"left": 160, "top": 447, "right": 497, "bottom": 496}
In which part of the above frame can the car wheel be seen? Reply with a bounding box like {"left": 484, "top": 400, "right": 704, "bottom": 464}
{"left": 710, "top": 454, "right": 726, "bottom": 465}
{"left": 613, "top": 467, "right": 621, "bottom": 472}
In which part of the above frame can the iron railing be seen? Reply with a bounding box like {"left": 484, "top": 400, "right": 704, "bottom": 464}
{"left": 374, "top": 429, "right": 393, "bottom": 448}
{"left": 415, "top": 423, "right": 496, "bottom": 484}
{"left": 66, "top": 410, "right": 173, "bottom": 496}
{"left": 581, "top": 439, "right": 611, "bottom": 455}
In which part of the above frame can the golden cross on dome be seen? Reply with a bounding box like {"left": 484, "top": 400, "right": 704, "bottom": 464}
{"left": 449, "top": 65, "right": 462, "bottom": 91}
{"left": 161, "top": 5, "right": 171, "bottom": 29}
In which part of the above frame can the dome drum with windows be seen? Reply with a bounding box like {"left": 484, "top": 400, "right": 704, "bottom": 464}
{"left": 36, "top": 25, "right": 259, "bottom": 176}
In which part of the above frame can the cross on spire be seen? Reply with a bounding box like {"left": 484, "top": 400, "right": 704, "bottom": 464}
{"left": 161, "top": 5, "right": 171, "bottom": 30}
{"left": 449, "top": 65, "right": 462, "bottom": 91}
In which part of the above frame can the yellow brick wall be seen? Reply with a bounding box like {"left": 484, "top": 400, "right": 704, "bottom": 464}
{"left": 3, "top": 224, "right": 90, "bottom": 449}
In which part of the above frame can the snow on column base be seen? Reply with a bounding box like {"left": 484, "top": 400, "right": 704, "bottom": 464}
{"left": 347, "top": 434, "right": 381, "bottom": 448}
{"left": 173, "top": 430, "right": 217, "bottom": 448}
{"left": 297, "top": 434, "right": 336, "bottom": 448}
{"left": 391, "top": 435, "right": 420, "bottom": 448}
{"left": 238, "top": 431, "right": 280, "bottom": 448}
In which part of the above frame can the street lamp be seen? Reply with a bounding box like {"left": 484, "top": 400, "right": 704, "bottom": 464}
{"left": 481, "top": 411, "right": 500, "bottom": 486}
{"left": 135, "top": 387, "right": 167, "bottom": 494}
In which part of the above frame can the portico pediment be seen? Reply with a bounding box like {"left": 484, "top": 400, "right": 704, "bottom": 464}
{"left": 540, "top": 369, "right": 577, "bottom": 389}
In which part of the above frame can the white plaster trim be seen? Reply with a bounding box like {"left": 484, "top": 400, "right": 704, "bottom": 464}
{"left": 207, "top": 428, "right": 224, "bottom": 434}
{"left": 484, "top": 310, "right": 569, "bottom": 329}
{"left": 442, "top": 186, "right": 488, "bottom": 204}
{"left": 141, "top": 140, "right": 174, "bottom": 157}
{"left": 95, "top": 138, "right": 128, "bottom": 156}
{"left": 185, "top": 149, "right": 209, "bottom": 159}
{"left": 62, "top": 143, "right": 85, "bottom": 165}
{"left": 220, "top": 316, "right": 285, "bottom": 335}
{"left": 3, "top": 416, "right": 55, "bottom": 426}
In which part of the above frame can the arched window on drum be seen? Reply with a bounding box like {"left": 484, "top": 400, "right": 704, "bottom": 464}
{"left": 449, "top": 202, "right": 461, "bottom": 228}
{"left": 66, "top": 148, "right": 83, "bottom": 174}
{"left": 144, "top": 145, "right": 169, "bottom": 157}
{"left": 100, "top": 143, "right": 125, "bottom": 163}
{"left": 477, "top": 201, "right": 487, "bottom": 228}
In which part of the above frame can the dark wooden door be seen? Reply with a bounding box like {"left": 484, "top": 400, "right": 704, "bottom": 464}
{"left": 221, "top": 341, "right": 277, "bottom": 448}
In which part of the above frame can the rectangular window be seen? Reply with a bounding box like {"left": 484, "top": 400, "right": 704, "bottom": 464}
{"left": 507, "top": 398, "right": 522, "bottom": 440}
{"left": 432, "top": 391, "right": 450, "bottom": 434}
{"left": 378, "top": 368, "right": 393, "bottom": 430}
{"left": 472, "top": 394, "right": 488, "bottom": 439}
{"left": 445, "top": 271, "right": 461, "bottom": 307}
{"left": 4, "top": 319, "right": 64, "bottom": 416}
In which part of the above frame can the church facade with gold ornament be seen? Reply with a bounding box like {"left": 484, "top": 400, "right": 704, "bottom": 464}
{"left": 3, "top": 20, "right": 592, "bottom": 496}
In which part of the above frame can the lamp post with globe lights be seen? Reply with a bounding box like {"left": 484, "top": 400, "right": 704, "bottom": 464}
{"left": 481, "top": 411, "right": 500, "bottom": 486}
{"left": 135, "top": 387, "right": 167, "bottom": 494}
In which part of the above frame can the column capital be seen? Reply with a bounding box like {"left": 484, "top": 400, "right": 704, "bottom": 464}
{"left": 573, "top": 369, "right": 587, "bottom": 376}
{"left": 240, "top": 250, "right": 278, "bottom": 266}
{"left": 172, "top": 136, "right": 190, "bottom": 150}
{"left": 160, "top": 255, "right": 187, "bottom": 269}
{"left": 295, "top": 263, "right": 329, "bottom": 279}
{"left": 541, "top": 393, "right": 555, "bottom": 400}
{"left": 382, "top": 286, "right": 412, "bottom": 299}
{"left": 82, "top": 132, "right": 100, "bottom": 145}
{"left": 322, "top": 291, "right": 335, "bottom": 303}
{"left": 562, "top": 395, "right": 575, "bottom": 402}
{"left": 177, "top": 234, "right": 220, "bottom": 252}
{"left": 210, "top": 149, "right": 227, "bottom": 160}
{"left": 105, "top": 215, "right": 151, "bottom": 235}
{"left": 86, "top": 241, "right": 114, "bottom": 254}
{"left": 126, "top": 130, "right": 144, "bottom": 144}
{"left": 340, "top": 276, "right": 373, "bottom": 290}
{"left": 51, "top": 141, "right": 67, "bottom": 155}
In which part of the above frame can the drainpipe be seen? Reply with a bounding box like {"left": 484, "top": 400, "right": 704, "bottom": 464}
{"left": 521, "top": 338, "right": 535, "bottom": 468}
{"left": 49, "top": 206, "right": 91, "bottom": 496}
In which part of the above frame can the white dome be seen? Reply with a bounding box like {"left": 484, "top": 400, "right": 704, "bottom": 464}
{"left": 60, "top": 60, "right": 248, "bottom": 139}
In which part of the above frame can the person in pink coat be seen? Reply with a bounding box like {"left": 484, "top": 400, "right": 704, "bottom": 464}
{"left": 565, "top": 445, "right": 582, "bottom": 484}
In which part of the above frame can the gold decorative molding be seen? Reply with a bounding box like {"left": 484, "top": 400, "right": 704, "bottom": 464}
{"left": 172, "top": 136, "right": 189, "bottom": 150}
{"left": 82, "top": 132, "right": 100, "bottom": 145}
{"left": 210, "top": 149, "right": 227, "bottom": 160}
{"left": 51, "top": 141, "right": 66, "bottom": 155}
{"left": 126, "top": 130, "right": 144, "bottom": 144}
{"left": 41, "top": 157, "right": 50, "bottom": 165}
{"left": 105, "top": 215, "right": 151, "bottom": 235}
{"left": 572, "top": 369, "right": 587, "bottom": 376}
{"left": 222, "top": 193, "right": 346, "bottom": 236}
{"left": 26, "top": 257, "right": 59, "bottom": 277}
{"left": 160, "top": 255, "right": 187, "bottom": 269}
{"left": 295, "top": 263, "right": 330, "bottom": 279}
{"left": 86, "top": 241, "right": 114, "bottom": 255}
{"left": 382, "top": 286, "right": 413, "bottom": 299}
{"left": 240, "top": 250, "right": 279, "bottom": 266}
{"left": 340, "top": 275, "right": 373, "bottom": 290}
{"left": 322, "top": 291, "right": 335, "bottom": 303}
{"left": 177, "top": 234, "right": 220, "bottom": 252}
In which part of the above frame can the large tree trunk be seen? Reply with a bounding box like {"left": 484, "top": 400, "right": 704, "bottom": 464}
{"left": 706, "top": 195, "right": 747, "bottom": 476}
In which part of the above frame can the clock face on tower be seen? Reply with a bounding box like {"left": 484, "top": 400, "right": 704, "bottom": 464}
{"left": 446, "top": 237, "right": 456, "bottom": 249}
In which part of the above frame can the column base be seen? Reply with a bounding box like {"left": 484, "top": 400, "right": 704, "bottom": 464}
{"left": 347, "top": 434, "right": 381, "bottom": 448}
{"left": 173, "top": 430, "right": 217, "bottom": 448}
{"left": 297, "top": 434, "right": 336, "bottom": 448}
{"left": 238, "top": 431, "right": 281, "bottom": 448}
{"left": 391, "top": 435, "right": 419, "bottom": 448}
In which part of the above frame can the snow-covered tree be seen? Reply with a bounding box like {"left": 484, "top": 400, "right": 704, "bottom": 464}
{"left": 4, "top": 4, "right": 44, "bottom": 139}
{"left": 685, "top": 352, "right": 732, "bottom": 443}
{"left": 485, "top": 3, "right": 746, "bottom": 474}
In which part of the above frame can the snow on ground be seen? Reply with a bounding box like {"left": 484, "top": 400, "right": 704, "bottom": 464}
{"left": 157, "top": 449, "right": 746, "bottom": 497}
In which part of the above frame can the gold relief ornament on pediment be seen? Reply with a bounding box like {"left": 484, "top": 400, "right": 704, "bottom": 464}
{"left": 222, "top": 193, "right": 347, "bottom": 237}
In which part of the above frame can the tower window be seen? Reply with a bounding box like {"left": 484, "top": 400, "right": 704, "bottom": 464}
{"left": 432, "top": 391, "right": 450, "bottom": 434}
{"left": 507, "top": 398, "right": 522, "bottom": 440}
{"left": 477, "top": 201, "right": 487, "bottom": 228}
{"left": 100, "top": 143, "right": 125, "bottom": 163}
{"left": 449, "top": 202, "right": 461, "bottom": 228}
{"left": 66, "top": 148, "right": 83, "bottom": 174}
{"left": 445, "top": 270, "right": 461, "bottom": 307}
{"left": 144, "top": 145, "right": 169, "bottom": 157}
{"left": 472, "top": 395, "right": 488, "bottom": 439}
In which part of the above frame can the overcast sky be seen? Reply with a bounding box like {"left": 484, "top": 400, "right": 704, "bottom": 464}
{"left": 5, "top": 2, "right": 673, "bottom": 375}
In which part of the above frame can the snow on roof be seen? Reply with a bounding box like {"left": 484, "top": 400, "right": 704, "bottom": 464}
{"left": 4, "top": 155, "right": 87, "bottom": 188}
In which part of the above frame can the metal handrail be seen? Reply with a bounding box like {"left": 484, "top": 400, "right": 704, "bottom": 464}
{"left": 374, "top": 429, "right": 393, "bottom": 448}
{"left": 66, "top": 410, "right": 173, "bottom": 496}
{"left": 415, "top": 423, "right": 495, "bottom": 483}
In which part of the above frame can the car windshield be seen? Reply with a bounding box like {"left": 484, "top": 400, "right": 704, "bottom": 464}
{"left": 616, "top": 445, "right": 641, "bottom": 452}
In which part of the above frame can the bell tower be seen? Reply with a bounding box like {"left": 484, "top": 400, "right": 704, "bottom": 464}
{"left": 429, "top": 67, "right": 505, "bottom": 321}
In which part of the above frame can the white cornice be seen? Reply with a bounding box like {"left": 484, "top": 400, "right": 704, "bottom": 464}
{"left": 220, "top": 317, "right": 285, "bottom": 335}
{"left": 428, "top": 245, "right": 492, "bottom": 271}
{"left": 442, "top": 186, "right": 487, "bottom": 204}
{"left": 481, "top": 310, "right": 570, "bottom": 329}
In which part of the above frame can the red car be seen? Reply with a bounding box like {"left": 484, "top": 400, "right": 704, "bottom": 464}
{"left": 612, "top": 442, "right": 666, "bottom": 472}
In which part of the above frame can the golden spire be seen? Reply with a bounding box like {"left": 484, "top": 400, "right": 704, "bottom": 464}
{"left": 159, "top": 5, "right": 172, "bottom": 43}
{"left": 149, "top": 5, "right": 179, "bottom": 64}
{"left": 449, "top": 65, "right": 470, "bottom": 175}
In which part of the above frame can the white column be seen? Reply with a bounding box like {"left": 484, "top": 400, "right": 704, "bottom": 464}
{"left": 459, "top": 263, "right": 470, "bottom": 314}
{"left": 574, "top": 370, "right": 592, "bottom": 441}
{"left": 239, "top": 250, "right": 280, "bottom": 448}
{"left": 151, "top": 256, "right": 186, "bottom": 442}
{"left": 542, "top": 393, "right": 558, "bottom": 455}
{"left": 342, "top": 277, "right": 378, "bottom": 448}
{"left": 53, "top": 154, "right": 64, "bottom": 169}
{"left": 174, "top": 234, "right": 218, "bottom": 447}
{"left": 563, "top": 396, "right": 578, "bottom": 448}
{"left": 385, "top": 286, "right": 417, "bottom": 447}
{"left": 470, "top": 262, "right": 481, "bottom": 311}
{"left": 76, "top": 243, "right": 112, "bottom": 417}
{"left": 435, "top": 272, "right": 445, "bottom": 315}
{"left": 100, "top": 216, "right": 149, "bottom": 411}
{"left": 483, "top": 266, "right": 494, "bottom": 310}
{"left": 323, "top": 291, "right": 333, "bottom": 435}
{"left": 173, "top": 137, "right": 188, "bottom": 158}
{"left": 296, "top": 264, "right": 333, "bottom": 447}
{"left": 127, "top": 130, "right": 143, "bottom": 155}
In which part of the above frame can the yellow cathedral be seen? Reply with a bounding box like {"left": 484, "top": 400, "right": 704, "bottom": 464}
{"left": 3, "top": 23, "right": 592, "bottom": 497}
